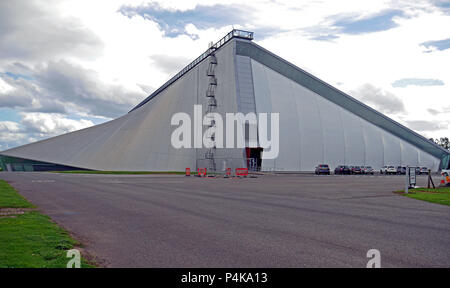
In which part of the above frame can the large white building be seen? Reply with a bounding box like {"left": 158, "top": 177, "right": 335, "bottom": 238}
{"left": 1, "top": 30, "right": 449, "bottom": 172}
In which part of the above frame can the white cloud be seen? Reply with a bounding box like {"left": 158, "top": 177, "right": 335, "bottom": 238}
{"left": 0, "top": 121, "right": 27, "bottom": 149}
{"left": 0, "top": 121, "right": 21, "bottom": 133}
{"left": 0, "top": 0, "right": 103, "bottom": 62}
{"left": 352, "top": 83, "right": 405, "bottom": 114}
{"left": 21, "top": 113, "right": 94, "bottom": 136}
{"left": 0, "top": 115, "right": 94, "bottom": 150}
{"left": 0, "top": 77, "right": 14, "bottom": 93}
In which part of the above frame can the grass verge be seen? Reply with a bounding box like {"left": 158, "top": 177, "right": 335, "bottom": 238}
{"left": 0, "top": 180, "right": 34, "bottom": 208}
{"left": 0, "top": 180, "right": 94, "bottom": 268}
{"left": 397, "top": 186, "right": 450, "bottom": 206}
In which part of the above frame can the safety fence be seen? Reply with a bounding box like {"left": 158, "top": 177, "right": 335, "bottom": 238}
{"left": 440, "top": 172, "right": 450, "bottom": 186}
{"left": 195, "top": 158, "right": 260, "bottom": 172}
{"left": 192, "top": 157, "right": 261, "bottom": 177}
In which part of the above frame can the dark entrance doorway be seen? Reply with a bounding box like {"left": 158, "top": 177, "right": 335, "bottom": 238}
{"left": 245, "top": 147, "right": 263, "bottom": 171}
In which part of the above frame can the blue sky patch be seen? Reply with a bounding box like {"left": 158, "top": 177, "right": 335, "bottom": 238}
{"left": 432, "top": 0, "right": 450, "bottom": 10}
{"left": 421, "top": 38, "right": 450, "bottom": 52}
{"left": 332, "top": 10, "right": 404, "bottom": 34}
{"left": 119, "top": 3, "right": 249, "bottom": 38}
{"left": 0, "top": 108, "right": 22, "bottom": 122}
{"left": 310, "top": 34, "right": 339, "bottom": 41}
{"left": 392, "top": 78, "right": 445, "bottom": 88}
{"left": 1, "top": 71, "right": 32, "bottom": 81}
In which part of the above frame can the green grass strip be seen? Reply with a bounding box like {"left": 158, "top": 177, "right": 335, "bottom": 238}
{"left": 0, "top": 180, "right": 94, "bottom": 268}
{"left": 403, "top": 187, "right": 450, "bottom": 206}
{"left": 0, "top": 212, "right": 94, "bottom": 268}
{"left": 0, "top": 180, "right": 34, "bottom": 208}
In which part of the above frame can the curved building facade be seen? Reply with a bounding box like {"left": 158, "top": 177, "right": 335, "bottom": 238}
{"left": 1, "top": 30, "right": 448, "bottom": 172}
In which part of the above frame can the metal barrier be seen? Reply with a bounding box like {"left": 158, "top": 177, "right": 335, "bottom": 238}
{"left": 236, "top": 168, "right": 249, "bottom": 177}
{"left": 196, "top": 157, "right": 260, "bottom": 174}
{"left": 197, "top": 168, "right": 207, "bottom": 177}
{"left": 441, "top": 172, "right": 450, "bottom": 186}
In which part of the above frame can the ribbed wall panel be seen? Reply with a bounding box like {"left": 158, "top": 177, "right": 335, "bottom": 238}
{"left": 251, "top": 59, "right": 441, "bottom": 171}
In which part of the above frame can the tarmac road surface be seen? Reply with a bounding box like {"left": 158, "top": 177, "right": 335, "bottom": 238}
{"left": 1, "top": 172, "right": 449, "bottom": 267}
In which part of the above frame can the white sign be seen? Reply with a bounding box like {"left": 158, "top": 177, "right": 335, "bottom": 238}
{"left": 409, "top": 167, "right": 416, "bottom": 187}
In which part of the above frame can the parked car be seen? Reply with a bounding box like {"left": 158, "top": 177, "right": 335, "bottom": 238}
{"left": 362, "top": 166, "right": 374, "bottom": 174}
{"left": 348, "top": 166, "right": 355, "bottom": 174}
{"left": 380, "top": 166, "right": 388, "bottom": 174}
{"left": 396, "top": 166, "right": 406, "bottom": 175}
{"left": 419, "top": 167, "right": 428, "bottom": 175}
{"left": 334, "top": 165, "right": 351, "bottom": 175}
{"left": 386, "top": 166, "right": 396, "bottom": 174}
{"left": 315, "top": 164, "right": 330, "bottom": 175}
{"left": 351, "top": 166, "right": 362, "bottom": 174}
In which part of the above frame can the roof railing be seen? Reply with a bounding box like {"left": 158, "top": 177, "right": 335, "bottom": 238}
{"left": 129, "top": 29, "right": 254, "bottom": 112}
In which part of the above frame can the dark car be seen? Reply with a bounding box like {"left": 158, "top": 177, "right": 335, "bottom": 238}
{"left": 396, "top": 166, "right": 406, "bottom": 175}
{"left": 315, "top": 164, "right": 330, "bottom": 175}
{"left": 351, "top": 166, "right": 362, "bottom": 174}
{"left": 348, "top": 165, "right": 354, "bottom": 174}
{"left": 334, "top": 165, "right": 351, "bottom": 175}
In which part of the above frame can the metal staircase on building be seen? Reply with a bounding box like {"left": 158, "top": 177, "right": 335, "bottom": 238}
{"left": 204, "top": 47, "right": 218, "bottom": 172}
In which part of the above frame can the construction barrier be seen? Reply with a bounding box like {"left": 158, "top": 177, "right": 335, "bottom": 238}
{"left": 196, "top": 157, "right": 258, "bottom": 174}
{"left": 235, "top": 168, "right": 249, "bottom": 177}
{"left": 440, "top": 172, "right": 450, "bottom": 186}
{"left": 197, "top": 168, "right": 207, "bottom": 177}
{"left": 225, "top": 168, "right": 232, "bottom": 177}
{"left": 185, "top": 168, "right": 190, "bottom": 176}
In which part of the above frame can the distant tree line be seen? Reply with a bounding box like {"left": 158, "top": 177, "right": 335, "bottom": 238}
{"left": 429, "top": 137, "right": 450, "bottom": 150}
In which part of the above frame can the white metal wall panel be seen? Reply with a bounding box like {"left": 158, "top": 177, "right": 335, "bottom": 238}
{"left": 251, "top": 58, "right": 441, "bottom": 171}
{"left": 339, "top": 107, "right": 366, "bottom": 166}
{"left": 262, "top": 61, "right": 301, "bottom": 171}
{"left": 292, "top": 82, "right": 323, "bottom": 171}
{"left": 400, "top": 141, "right": 418, "bottom": 167}
{"left": 252, "top": 62, "right": 276, "bottom": 170}
{"left": 315, "top": 96, "right": 345, "bottom": 170}
{"left": 381, "top": 131, "right": 402, "bottom": 167}
{"left": 360, "top": 119, "right": 384, "bottom": 169}
{"left": 418, "top": 149, "right": 440, "bottom": 170}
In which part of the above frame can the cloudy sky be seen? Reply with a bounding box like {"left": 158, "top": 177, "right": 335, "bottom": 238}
{"left": 0, "top": 0, "right": 449, "bottom": 150}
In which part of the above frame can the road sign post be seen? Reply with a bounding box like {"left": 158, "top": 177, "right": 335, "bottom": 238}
{"left": 405, "top": 166, "right": 409, "bottom": 194}
{"left": 409, "top": 167, "right": 416, "bottom": 188}
{"left": 406, "top": 166, "right": 416, "bottom": 194}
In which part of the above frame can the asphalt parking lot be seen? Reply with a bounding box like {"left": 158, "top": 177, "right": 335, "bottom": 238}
{"left": 1, "top": 172, "right": 449, "bottom": 267}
